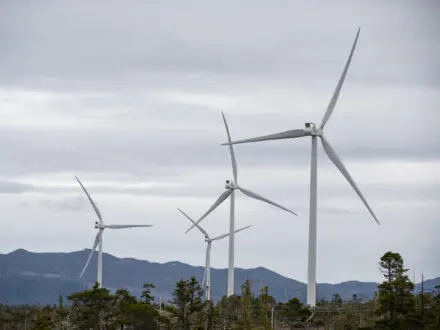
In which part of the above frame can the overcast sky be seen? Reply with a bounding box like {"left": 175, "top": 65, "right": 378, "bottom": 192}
{"left": 0, "top": 0, "right": 439, "bottom": 285}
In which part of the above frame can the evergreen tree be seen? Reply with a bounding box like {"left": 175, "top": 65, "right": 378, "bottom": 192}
{"left": 33, "top": 307, "right": 54, "bottom": 330}
{"left": 170, "top": 277, "right": 203, "bottom": 329}
{"left": 257, "top": 285, "right": 273, "bottom": 329}
{"left": 331, "top": 293, "right": 343, "bottom": 306}
{"left": 67, "top": 282, "right": 115, "bottom": 329}
{"left": 239, "top": 279, "right": 253, "bottom": 329}
{"left": 113, "top": 288, "right": 137, "bottom": 328}
{"left": 141, "top": 283, "right": 155, "bottom": 306}
{"left": 375, "top": 251, "right": 417, "bottom": 328}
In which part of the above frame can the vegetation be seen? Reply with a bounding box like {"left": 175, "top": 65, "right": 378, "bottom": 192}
{"left": 0, "top": 251, "right": 438, "bottom": 329}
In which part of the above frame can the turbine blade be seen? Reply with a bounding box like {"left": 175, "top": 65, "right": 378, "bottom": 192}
{"left": 177, "top": 208, "right": 209, "bottom": 238}
{"left": 211, "top": 232, "right": 230, "bottom": 241}
{"left": 234, "top": 224, "right": 252, "bottom": 235}
{"left": 75, "top": 176, "right": 103, "bottom": 223}
{"left": 212, "top": 224, "right": 252, "bottom": 241}
{"left": 79, "top": 232, "right": 100, "bottom": 279}
{"left": 221, "top": 112, "right": 238, "bottom": 183}
{"left": 320, "top": 27, "right": 361, "bottom": 129}
{"left": 238, "top": 187, "right": 298, "bottom": 216}
{"left": 222, "top": 129, "right": 307, "bottom": 146}
{"left": 105, "top": 224, "right": 153, "bottom": 229}
{"left": 221, "top": 129, "right": 307, "bottom": 146}
{"left": 185, "top": 190, "right": 232, "bottom": 234}
{"left": 320, "top": 136, "right": 379, "bottom": 224}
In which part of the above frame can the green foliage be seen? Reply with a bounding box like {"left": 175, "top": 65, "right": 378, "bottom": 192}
{"left": 257, "top": 286, "right": 272, "bottom": 329}
{"left": 215, "top": 294, "right": 241, "bottom": 327}
{"left": 277, "top": 297, "right": 312, "bottom": 326}
{"left": 332, "top": 293, "right": 343, "bottom": 306}
{"left": 32, "top": 307, "right": 54, "bottom": 330}
{"left": 376, "top": 251, "right": 416, "bottom": 328}
{"left": 64, "top": 282, "right": 159, "bottom": 329}
{"left": 67, "top": 282, "right": 115, "bottom": 328}
{"left": 239, "top": 279, "right": 253, "bottom": 329}
{"left": 169, "top": 276, "right": 204, "bottom": 329}
{"left": 58, "top": 294, "right": 64, "bottom": 308}
{"left": 141, "top": 283, "right": 155, "bottom": 305}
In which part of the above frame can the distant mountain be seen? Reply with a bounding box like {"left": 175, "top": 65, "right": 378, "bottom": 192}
{"left": 0, "top": 249, "right": 438, "bottom": 306}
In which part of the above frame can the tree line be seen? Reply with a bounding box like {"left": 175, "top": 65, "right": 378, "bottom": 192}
{"left": 0, "top": 251, "right": 439, "bottom": 329}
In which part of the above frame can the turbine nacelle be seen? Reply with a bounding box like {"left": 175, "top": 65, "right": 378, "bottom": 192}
{"left": 94, "top": 221, "right": 106, "bottom": 230}
{"left": 305, "top": 122, "right": 322, "bottom": 136}
{"left": 225, "top": 180, "right": 236, "bottom": 190}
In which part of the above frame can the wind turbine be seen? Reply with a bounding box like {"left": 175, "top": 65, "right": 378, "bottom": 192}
{"left": 75, "top": 176, "right": 153, "bottom": 288}
{"left": 222, "top": 27, "right": 379, "bottom": 307}
{"left": 178, "top": 208, "right": 251, "bottom": 301}
{"left": 186, "top": 112, "right": 297, "bottom": 297}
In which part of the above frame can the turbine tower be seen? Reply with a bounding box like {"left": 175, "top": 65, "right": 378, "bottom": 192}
{"left": 75, "top": 176, "right": 153, "bottom": 287}
{"left": 186, "top": 112, "right": 297, "bottom": 297}
{"left": 178, "top": 208, "right": 251, "bottom": 301}
{"left": 222, "top": 28, "right": 379, "bottom": 307}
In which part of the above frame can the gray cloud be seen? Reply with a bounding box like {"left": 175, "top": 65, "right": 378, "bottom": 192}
{"left": 37, "top": 197, "right": 87, "bottom": 212}
{"left": 0, "top": 0, "right": 438, "bottom": 284}
{"left": 0, "top": 0, "right": 439, "bottom": 88}
{"left": 0, "top": 180, "right": 34, "bottom": 194}
{"left": 0, "top": 95, "right": 437, "bottom": 178}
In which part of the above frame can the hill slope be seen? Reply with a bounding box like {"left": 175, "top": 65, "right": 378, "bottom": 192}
{"left": 0, "top": 249, "right": 438, "bottom": 305}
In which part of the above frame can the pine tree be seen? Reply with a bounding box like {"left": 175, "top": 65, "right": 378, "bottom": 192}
{"left": 141, "top": 283, "right": 155, "bottom": 306}
{"left": 170, "top": 277, "right": 203, "bottom": 329}
{"left": 376, "top": 251, "right": 416, "bottom": 328}
{"left": 239, "top": 279, "right": 253, "bottom": 329}
{"left": 258, "top": 286, "right": 272, "bottom": 329}
{"left": 67, "top": 282, "right": 115, "bottom": 329}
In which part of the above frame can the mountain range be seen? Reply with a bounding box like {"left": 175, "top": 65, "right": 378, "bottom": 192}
{"left": 0, "top": 249, "right": 438, "bottom": 306}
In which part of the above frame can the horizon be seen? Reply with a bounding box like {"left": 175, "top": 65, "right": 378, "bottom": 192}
{"left": 2, "top": 247, "right": 437, "bottom": 285}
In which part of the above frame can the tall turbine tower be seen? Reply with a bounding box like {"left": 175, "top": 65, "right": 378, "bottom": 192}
{"left": 75, "top": 176, "right": 153, "bottom": 287}
{"left": 222, "top": 28, "right": 379, "bottom": 307}
{"left": 178, "top": 208, "right": 251, "bottom": 301}
{"left": 186, "top": 112, "right": 297, "bottom": 297}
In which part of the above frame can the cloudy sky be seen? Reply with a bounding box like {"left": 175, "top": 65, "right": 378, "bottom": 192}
{"left": 0, "top": 0, "right": 439, "bottom": 284}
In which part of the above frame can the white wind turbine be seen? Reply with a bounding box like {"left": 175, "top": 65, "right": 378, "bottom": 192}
{"left": 186, "top": 112, "right": 297, "bottom": 297}
{"left": 75, "top": 176, "right": 153, "bottom": 288}
{"left": 222, "top": 28, "right": 379, "bottom": 307}
{"left": 178, "top": 208, "right": 251, "bottom": 301}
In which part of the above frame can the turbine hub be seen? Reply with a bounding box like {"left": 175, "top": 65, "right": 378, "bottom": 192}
{"left": 225, "top": 180, "right": 236, "bottom": 190}
{"left": 305, "top": 122, "right": 322, "bottom": 136}
{"left": 94, "top": 221, "right": 104, "bottom": 229}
